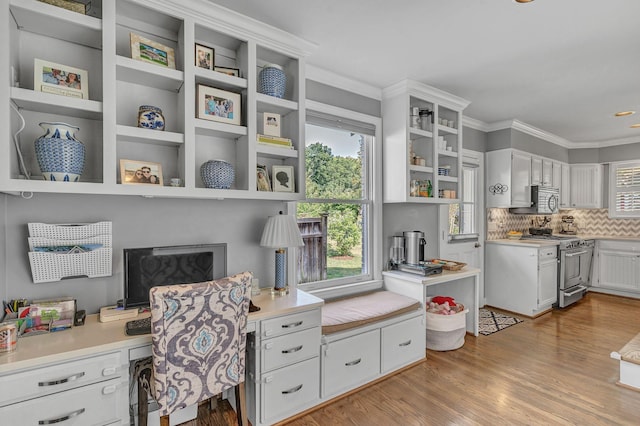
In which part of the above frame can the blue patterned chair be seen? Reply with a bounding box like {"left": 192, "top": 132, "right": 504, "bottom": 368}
{"left": 138, "top": 271, "right": 252, "bottom": 426}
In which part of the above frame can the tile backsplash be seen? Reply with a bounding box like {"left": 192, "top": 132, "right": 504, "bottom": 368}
{"left": 487, "top": 208, "right": 640, "bottom": 240}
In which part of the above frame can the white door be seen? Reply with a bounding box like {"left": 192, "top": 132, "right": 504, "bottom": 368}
{"left": 439, "top": 149, "right": 485, "bottom": 304}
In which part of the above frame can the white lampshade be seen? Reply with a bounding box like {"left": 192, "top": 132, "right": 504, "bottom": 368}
{"left": 260, "top": 211, "right": 304, "bottom": 248}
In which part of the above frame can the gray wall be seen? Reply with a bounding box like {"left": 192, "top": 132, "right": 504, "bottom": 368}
{"left": 306, "top": 80, "right": 381, "bottom": 117}
{"left": 485, "top": 128, "right": 511, "bottom": 151}
{"left": 462, "top": 126, "right": 487, "bottom": 152}
{"left": 382, "top": 204, "right": 439, "bottom": 267}
{"left": 0, "top": 193, "right": 284, "bottom": 314}
{"left": 568, "top": 148, "right": 600, "bottom": 163}
{"left": 595, "top": 142, "right": 640, "bottom": 163}
{"left": 486, "top": 129, "right": 569, "bottom": 162}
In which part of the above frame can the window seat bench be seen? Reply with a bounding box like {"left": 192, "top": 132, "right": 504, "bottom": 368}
{"left": 319, "top": 290, "right": 425, "bottom": 400}
{"left": 611, "top": 332, "right": 640, "bottom": 391}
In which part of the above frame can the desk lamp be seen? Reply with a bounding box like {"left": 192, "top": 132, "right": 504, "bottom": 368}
{"left": 260, "top": 211, "right": 304, "bottom": 295}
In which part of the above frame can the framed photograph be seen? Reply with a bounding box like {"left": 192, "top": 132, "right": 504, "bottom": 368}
{"left": 120, "top": 159, "right": 163, "bottom": 185}
{"left": 195, "top": 43, "right": 214, "bottom": 70}
{"left": 130, "top": 33, "right": 176, "bottom": 69}
{"left": 263, "top": 112, "right": 281, "bottom": 137}
{"left": 197, "top": 84, "right": 241, "bottom": 125}
{"left": 214, "top": 66, "right": 240, "bottom": 77}
{"left": 34, "top": 58, "right": 88, "bottom": 99}
{"left": 257, "top": 164, "right": 271, "bottom": 191}
{"left": 272, "top": 165, "right": 294, "bottom": 193}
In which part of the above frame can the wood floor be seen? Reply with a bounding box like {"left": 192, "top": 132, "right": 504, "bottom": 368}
{"left": 185, "top": 292, "right": 640, "bottom": 425}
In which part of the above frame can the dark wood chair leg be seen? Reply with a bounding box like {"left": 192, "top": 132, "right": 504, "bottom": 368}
{"left": 138, "top": 378, "right": 148, "bottom": 426}
{"left": 160, "top": 415, "right": 170, "bottom": 426}
{"left": 235, "top": 382, "right": 248, "bottom": 426}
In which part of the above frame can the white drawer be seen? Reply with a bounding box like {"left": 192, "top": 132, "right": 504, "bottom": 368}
{"left": 322, "top": 329, "right": 380, "bottom": 398}
{"left": 381, "top": 315, "right": 425, "bottom": 373}
{"left": 0, "top": 378, "right": 123, "bottom": 425}
{"left": 261, "top": 357, "right": 320, "bottom": 424}
{"left": 262, "top": 326, "right": 320, "bottom": 372}
{"left": 261, "top": 308, "right": 321, "bottom": 339}
{"left": 0, "top": 352, "right": 122, "bottom": 407}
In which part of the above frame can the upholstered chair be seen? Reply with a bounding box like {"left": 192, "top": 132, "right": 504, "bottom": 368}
{"left": 139, "top": 271, "right": 252, "bottom": 426}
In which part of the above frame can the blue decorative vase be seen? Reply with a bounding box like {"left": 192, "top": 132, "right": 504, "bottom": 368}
{"left": 201, "top": 160, "right": 234, "bottom": 189}
{"left": 34, "top": 122, "right": 85, "bottom": 182}
{"left": 258, "top": 64, "right": 286, "bottom": 98}
{"left": 137, "top": 105, "right": 165, "bottom": 131}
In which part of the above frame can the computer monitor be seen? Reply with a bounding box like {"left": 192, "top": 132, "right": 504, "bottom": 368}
{"left": 123, "top": 243, "right": 227, "bottom": 309}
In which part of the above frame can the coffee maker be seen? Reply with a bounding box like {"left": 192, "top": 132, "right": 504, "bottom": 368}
{"left": 389, "top": 231, "right": 442, "bottom": 276}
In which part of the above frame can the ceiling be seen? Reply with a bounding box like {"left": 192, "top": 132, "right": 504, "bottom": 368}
{"left": 207, "top": 0, "right": 640, "bottom": 147}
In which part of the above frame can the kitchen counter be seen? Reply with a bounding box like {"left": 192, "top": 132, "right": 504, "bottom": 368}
{"left": 488, "top": 235, "right": 640, "bottom": 247}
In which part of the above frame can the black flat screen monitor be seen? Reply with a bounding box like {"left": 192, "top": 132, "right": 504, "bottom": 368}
{"left": 123, "top": 243, "right": 227, "bottom": 309}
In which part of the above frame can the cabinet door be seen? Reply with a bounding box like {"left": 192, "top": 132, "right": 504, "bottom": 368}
{"left": 570, "top": 164, "right": 602, "bottom": 208}
{"left": 538, "top": 258, "right": 558, "bottom": 307}
{"left": 552, "top": 161, "right": 562, "bottom": 188}
{"left": 511, "top": 152, "right": 532, "bottom": 207}
{"left": 560, "top": 163, "right": 571, "bottom": 208}
{"left": 530, "top": 157, "right": 542, "bottom": 186}
{"left": 596, "top": 250, "right": 640, "bottom": 292}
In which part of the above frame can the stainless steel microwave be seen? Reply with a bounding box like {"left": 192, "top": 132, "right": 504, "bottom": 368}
{"left": 510, "top": 185, "right": 559, "bottom": 214}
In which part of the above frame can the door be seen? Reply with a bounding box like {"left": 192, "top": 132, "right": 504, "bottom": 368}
{"left": 439, "top": 149, "right": 484, "bottom": 303}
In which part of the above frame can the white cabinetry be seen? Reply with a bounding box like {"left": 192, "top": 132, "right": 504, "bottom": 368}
{"left": 569, "top": 164, "right": 603, "bottom": 208}
{"left": 1, "top": 0, "right": 310, "bottom": 200}
{"left": 486, "top": 242, "right": 558, "bottom": 316}
{"left": 486, "top": 149, "right": 531, "bottom": 208}
{"left": 382, "top": 80, "right": 470, "bottom": 203}
{"left": 593, "top": 240, "right": 640, "bottom": 296}
{"left": 247, "top": 308, "right": 321, "bottom": 426}
{"left": 560, "top": 162, "right": 570, "bottom": 208}
{"left": 0, "top": 351, "right": 127, "bottom": 425}
{"left": 531, "top": 156, "right": 543, "bottom": 186}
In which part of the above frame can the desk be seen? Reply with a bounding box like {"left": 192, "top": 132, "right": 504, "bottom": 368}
{"left": 0, "top": 289, "right": 324, "bottom": 425}
{"left": 383, "top": 267, "right": 481, "bottom": 336}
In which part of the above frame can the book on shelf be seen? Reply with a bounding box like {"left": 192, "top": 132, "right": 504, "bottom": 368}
{"left": 257, "top": 142, "right": 294, "bottom": 150}
{"left": 257, "top": 134, "right": 292, "bottom": 147}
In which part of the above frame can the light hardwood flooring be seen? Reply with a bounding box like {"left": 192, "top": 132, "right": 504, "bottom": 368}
{"left": 186, "top": 292, "right": 640, "bottom": 425}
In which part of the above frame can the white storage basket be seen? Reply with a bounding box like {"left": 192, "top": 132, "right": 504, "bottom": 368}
{"left": 425, "top": 309, "right": 468, "bottom": 351}
{"left": 28, "top": 221, "right": 112, "bottom": 240}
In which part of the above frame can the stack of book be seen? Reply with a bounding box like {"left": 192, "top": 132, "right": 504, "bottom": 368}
{"left": 257, "top": 134, "right": 293, "bottom": 150}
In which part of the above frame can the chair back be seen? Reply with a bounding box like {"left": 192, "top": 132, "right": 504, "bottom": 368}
{"left": 149, "top": 271, "right": 252, "bottom": 417}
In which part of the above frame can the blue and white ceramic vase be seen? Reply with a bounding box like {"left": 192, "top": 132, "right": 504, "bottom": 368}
{"left": 34, "top": 122, "right": 85, "bottom": 182}
{"left": 201, "top": 160, "right": 234, "bottom": 189}
{"left": 137, "top": 105, "right": 165, "bottom": 131}
{"left": 258, "top": 63, "right": 286, "bottom": 98}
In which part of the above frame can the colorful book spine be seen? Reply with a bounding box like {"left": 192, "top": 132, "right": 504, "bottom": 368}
{"left": 257, "top": 134, "right": 293, "bottom": 147}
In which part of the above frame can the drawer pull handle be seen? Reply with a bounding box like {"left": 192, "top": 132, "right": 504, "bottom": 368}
{"left": 281, "top": 321, "right": 303, "bottom": 329}
{"left": 345, "top": 358, "right": 362, "bottom": 366}
{"left": 399, "top": 339, "right": 412, "bottom": 347}
{"left": 281, "top": 384, "right": 303, "bottom": 394}
{"left": 38, "top": 372, "right": 85, "bottom": 387}
{"left": 38, "top": 408, "right": 85, "bottom": 424}
{"left": 282, "top": 345, "right": 303, "bottom": 354}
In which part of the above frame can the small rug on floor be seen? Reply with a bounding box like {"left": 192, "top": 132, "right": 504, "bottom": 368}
{"left": 479, "top": 308, "right": 523, "bottom": 336}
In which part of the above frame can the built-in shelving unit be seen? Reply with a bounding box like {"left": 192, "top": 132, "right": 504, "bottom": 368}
{"left": 1, "top": 0, "right": 313, "bottom": 200}
{"left": 382, "top": 80, "right": 470, "bottom": 203}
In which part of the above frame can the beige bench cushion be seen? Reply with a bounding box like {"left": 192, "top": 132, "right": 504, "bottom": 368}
{"left": 322, "top": 291, "right": 421, "bottom": 335}
{"left": 620, "top": 333, "right": 640, "bottom": 365}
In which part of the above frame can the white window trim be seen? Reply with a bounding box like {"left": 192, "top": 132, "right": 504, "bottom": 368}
{"left": 609, "top": 160, "right": 640, "bottom": 219}
{"left": 293, "top": 99, "right": 383, "bottom": 293}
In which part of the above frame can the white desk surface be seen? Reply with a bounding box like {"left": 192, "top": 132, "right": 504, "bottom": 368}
{"left": 382, "top": 267, "right": 481, "bottom": 285}
{"left": 0, "top": 289, "right": 324, "bottom": 374}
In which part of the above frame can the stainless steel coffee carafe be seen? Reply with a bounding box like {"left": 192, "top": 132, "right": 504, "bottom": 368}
{"left": 403, "top": 231, "right": 426, "bottom": 265}
{"left": 389, "top": 235, "right": 405, "bottom": 265}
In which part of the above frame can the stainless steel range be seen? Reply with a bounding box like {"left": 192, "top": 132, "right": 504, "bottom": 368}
{"left": 519, "top": 234, "right": 595, "bottom": 308}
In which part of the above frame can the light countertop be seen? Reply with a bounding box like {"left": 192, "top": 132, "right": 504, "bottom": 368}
{"left": 488, "top": 235, "right": 640, "bottom": 247}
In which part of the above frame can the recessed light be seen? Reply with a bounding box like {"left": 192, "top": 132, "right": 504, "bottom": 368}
{"left": 615, "top": 111, "right": 635, "bottom": 117}
{"left": 515, "top": 0, "right": 535, "bottom": 3}
{"left": 631, "top": 124, "right": 640, "bottom": 128}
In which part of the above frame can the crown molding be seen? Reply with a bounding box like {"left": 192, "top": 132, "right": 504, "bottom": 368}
{"left": 484, "top": 119, "right": 573, "bottom": 148}
{"left": 306, "top": 65, "right": 382, "bottom": 100}
{"left": 569, "top": 135, "right": 640, "bottom": 149}
{"left": 461, "top": 116, "right": 490, "bottom": 132}
{"left": 383, "top": 80, "right": 471, "bottom": 111}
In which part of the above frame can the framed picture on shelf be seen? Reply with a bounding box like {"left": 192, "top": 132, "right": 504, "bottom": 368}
{"left": 272, "top": 165, "right": 294, "bottom": 193}
{"left": 197, "top": 84, "right": 241, "bottom": 125}
{"left": 195, "top": 43, "right": 214, "bottom": 70}
{"left": 257, "top": 165, "right": 271, "bottom": 191}
{"left": 263, "top": 112, "right": 281, "bottom": 137}
{"left": 130, "top": 33, "right": 176, "bottom": 69}
{"left": 120, "top": 159, "right": 163, "bottom": 185}
{"left": 214, "top": 66, "right": 240, "bottom": 77}
{"left": 34, "top": 59, "right": 88, "bottom": 99}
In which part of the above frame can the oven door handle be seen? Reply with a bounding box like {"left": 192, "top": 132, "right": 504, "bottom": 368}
{"left": 564, "top": 250, "right": 588, "bottom": 257}
{"left": 564, "top": 286, "right": 587, "bottom": 297}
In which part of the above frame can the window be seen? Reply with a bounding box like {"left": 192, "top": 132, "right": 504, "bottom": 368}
{"left": 609, "top": 161, "right": 640, "bottom": 218}
{"left": 296, "top": 101, "right": 381, "bottom": 292}
{"left": 448, "top": 157, "right": 479, "bottom": 240}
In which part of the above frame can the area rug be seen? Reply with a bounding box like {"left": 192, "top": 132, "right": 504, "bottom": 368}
{"left": 479, "top": 308, "right": 524, "bottom": 336}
